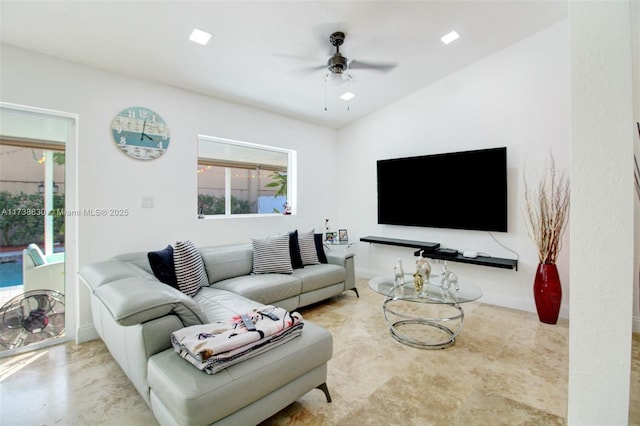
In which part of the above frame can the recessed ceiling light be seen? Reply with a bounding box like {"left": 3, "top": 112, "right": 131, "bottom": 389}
{"left": 340, "top": 91, "right": 355, "bottom": 101}
{"left": 441, "top": 31, "right": 460, "bottom": 45}
{"left": 189, "top": 28, "right": 211, "bottom": 46}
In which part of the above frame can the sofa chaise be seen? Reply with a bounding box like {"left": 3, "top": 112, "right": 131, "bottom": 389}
{"left": 79, "top": 238, "right": 356, "bottom": 425}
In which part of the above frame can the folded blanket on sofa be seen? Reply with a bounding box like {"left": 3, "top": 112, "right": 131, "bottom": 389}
{"left": 177, "top": 323, "right": 303, "bottom": 374}
{"left": 171, "top": 306, "right": 304, "bottom": 374}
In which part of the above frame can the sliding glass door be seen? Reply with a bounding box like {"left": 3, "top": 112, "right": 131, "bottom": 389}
{"left": 0, "top": 105, "right": 71, "bottom": 355}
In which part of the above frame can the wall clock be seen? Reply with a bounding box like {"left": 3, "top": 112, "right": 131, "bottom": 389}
{"left": 111, "top": 106, "right": 170, "bottom": 160}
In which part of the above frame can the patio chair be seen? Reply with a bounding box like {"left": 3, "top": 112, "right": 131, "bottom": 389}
{"left": 22, "top": 244, "right": 65, "bottom": 294}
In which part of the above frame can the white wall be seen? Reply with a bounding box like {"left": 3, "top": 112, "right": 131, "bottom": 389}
{"left": 337, "top": 21, "right": 571, "bottom": 317}
{"left": 633, "top": 0, "right": 640, "bottom": 341}
{"left": 0, "top": 44, "right": 339, "bottom": 340}
{"left": 568, "top": 1, "right": 635, "bottom": 423}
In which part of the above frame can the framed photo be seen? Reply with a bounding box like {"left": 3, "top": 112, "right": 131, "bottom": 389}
{"left": 325, "top": 232, "right": 337, "bottom": 243}
{"left": 338, "top": 229, "right": 349, "bottom": 242}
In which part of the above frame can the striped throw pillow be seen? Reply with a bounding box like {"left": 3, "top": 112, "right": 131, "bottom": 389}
{"left": 252, "top": 234, "right": 293, "bottom": 274}
{"left": 173, "top": 240, "right": 208, "bottom": 297}
{"left": 298, "top": 230, "right": 320, "bottom": 266}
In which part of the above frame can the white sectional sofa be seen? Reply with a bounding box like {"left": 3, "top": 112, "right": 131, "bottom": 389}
{"left": 79, "top": 240, "right": 356, "bottom": 425}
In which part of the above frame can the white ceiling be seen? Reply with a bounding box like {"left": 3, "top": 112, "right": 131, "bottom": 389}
{"left": 0, "top": 1, "right": 568, "bottom": 129}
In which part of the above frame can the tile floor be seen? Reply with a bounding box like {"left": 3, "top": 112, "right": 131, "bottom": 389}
{"left": 1, "top": 279, "right": 638, "bottom": 425}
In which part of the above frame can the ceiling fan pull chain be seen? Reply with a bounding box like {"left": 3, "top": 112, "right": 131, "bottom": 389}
{"left": 324, "top": 74, "right": 328, "bottom": 111}
{"left": 347, "top": 75, "right": 351, "bottom": 111}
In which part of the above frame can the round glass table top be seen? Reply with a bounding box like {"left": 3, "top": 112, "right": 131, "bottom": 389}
{"left": 369, "top": 273, "right": 482, "bottom": 304}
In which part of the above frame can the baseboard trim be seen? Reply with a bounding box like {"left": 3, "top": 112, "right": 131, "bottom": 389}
{"left": 76, "top": 323, "right": 99, "bottom": 344}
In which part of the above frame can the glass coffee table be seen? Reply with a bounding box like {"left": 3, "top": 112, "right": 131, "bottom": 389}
{"left": 369, "top": 273, "right": 482, "bottom": 349}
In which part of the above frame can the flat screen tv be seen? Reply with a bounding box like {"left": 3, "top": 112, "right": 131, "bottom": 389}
{"left": 377, "top": 147, "right": 507, "bottom": 232}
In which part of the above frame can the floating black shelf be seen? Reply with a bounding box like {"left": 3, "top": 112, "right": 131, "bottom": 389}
{"left": 359, "top": 235, "right": 518, "bottom": 271}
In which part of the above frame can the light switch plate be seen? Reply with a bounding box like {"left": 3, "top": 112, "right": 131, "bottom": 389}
{"left": 141, "top": 197, "right": 154, "bottom": 208}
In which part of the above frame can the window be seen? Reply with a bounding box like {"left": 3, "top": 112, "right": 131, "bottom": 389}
{"left": 197, "top": 136, "right": 296, "bottom": 217}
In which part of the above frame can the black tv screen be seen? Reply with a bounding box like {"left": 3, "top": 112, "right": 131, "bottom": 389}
{"left": 377, "top": 147, "right": 507, "bottom": 232}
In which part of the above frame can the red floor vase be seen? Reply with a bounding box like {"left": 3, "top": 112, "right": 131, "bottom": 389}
{"left": 533, "top": 263, "right": 562, "bottom": 324}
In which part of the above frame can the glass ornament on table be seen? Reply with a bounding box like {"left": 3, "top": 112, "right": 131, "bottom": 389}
{"left": 393, "top": 259, "right": 405, "bottom": 296}
{"left": 413, "top": 270, "right": 424, "bottom": 294}
{"left": 441, "top": 270, "right": 459, "bottom": 291}
{"left": 440, "top": 263, "right": 460, "bottom": 301}
{"left": 415, "top": 251, "right": 431, "bottom": 298}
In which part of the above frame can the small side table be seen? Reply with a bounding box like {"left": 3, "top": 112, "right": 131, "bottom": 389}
{"left": 323, "top": 241, "right": 356, "bottom": 252}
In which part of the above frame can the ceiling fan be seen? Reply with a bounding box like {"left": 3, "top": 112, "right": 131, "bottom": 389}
{"left": 312, "top": 31, "right": 397, "bottom": 75}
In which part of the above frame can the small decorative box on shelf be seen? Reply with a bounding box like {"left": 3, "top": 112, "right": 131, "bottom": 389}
{"left": 359, "top": 236, "right": 518, "bottom": 271}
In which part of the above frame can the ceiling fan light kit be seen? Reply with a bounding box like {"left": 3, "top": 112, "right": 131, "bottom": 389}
{"left": 324, "top": 71, "right": 354, "bottom": 111}
{"left": 324, "top": 73, "right": 353, "bottom": 111}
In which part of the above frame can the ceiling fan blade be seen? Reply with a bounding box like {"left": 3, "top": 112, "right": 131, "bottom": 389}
{"left": 274, "top": 53, "right": 327, "bottom": 73}
{"left": 273, "top": 52, "right": 324, "bottom": 62}
{"left": 301, "top": 64, "right": 329, "bottom": 72}
{"left": 348, "top": 60, "right": 397, "bottom": 72}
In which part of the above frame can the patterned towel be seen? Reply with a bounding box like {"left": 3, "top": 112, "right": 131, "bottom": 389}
{"left": 171, "top": 306, "right": 304, "bottom": 374}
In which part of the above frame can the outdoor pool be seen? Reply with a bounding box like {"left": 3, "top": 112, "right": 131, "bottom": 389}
{"left": 0, "top": 260, "right": 23, "bottom": 288}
